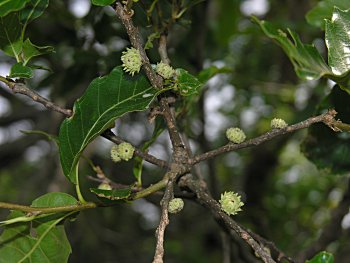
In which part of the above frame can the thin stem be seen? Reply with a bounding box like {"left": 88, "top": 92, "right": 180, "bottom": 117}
{"left": 130, "top": 177, "right": 169, "bottom": 200}
{"left": 152, "top": 178, "right": 174, "bottom": 263}
{"left": 0, "top": 76, "right": 72, "bottom": 116}
{"left": 102, "top": 129, "right": 169, "bottom": 168}
{"left": 0, "top": 201, "right": 97, "bottom": 214}
{"left": 190, "top": 109, "right": 338, "bottom": 165}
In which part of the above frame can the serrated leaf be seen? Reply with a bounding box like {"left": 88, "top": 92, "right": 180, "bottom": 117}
{"left": 325, "top": 8, "right": 350, "bottom": 76}
{"left": 91, "top": 0, "right": 116, "bottom": 6}
{"left": 252, "top": 17, "right": 333, "bottom": 81}
{"left": 175, "top": 68, "right": 202, "bottom": 96}
{"left": 306, "top": 251, "right": 334, "bottom": 263}
{"left": 58, "top": 67, "right": 158, "bottom": 184}
{"left": 0, "top": 0, "right": 30, "bottom": 17}
{"left": 90, "top": 187, "right": 131, "bottom": 200}
{"left": 20, "top": 0, "right": 48, "bottom": 25}
{"left": 306, "top": 0, "right": 350, "bottom": 29}
{"left": 22, "top": 38, "right": 54, "bottom": 65}
{"left": 302, "top": 86, "right": 350, "bottom": 174}
{"left": 9, "top": 62, "right": 33, "bottom": 78}
{"left": 0, "top": 193, "right": 77, "bottom": 263}
{"left": 0, "top": 13, "right": 22, "bottom": 59}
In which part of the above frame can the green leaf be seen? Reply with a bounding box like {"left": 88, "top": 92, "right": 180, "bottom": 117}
{"left": 197, "top": 65, "right": 232, "bottom": 83}
{"left": 302, "top": 86, "right": 350, "bottom": 174}
{"left": 325, "top": 8, "right": 350, "bottom": 77}
{"left": 306, "top": 251, "right": 334, "bottom": 263}
{"left": 0, "top": 13, "right": 22, "bottom": 60}
{"left": 91, "top": 0, "right": 116, "bottom": 6}
{"left": 306, "top": 0, "right": 350, "bottom": 29}
{"left": 20, "top": 0, "right": 49, "bottom": 26}
{"left": 22, "top": 38, "right": 54, "bottom": 65}
{"left": 58, "top": 67, "right": 158, "bottom": 184}
{"left": 252, "top": 17, "right": 333, "bottom": 81}
{"left": 175, "top": 68, "right": 202, "bottom": 96}
{"left": 0, "top": 193, "right": 77, "bottom": 263}
{"left": 90, "top": 187, "right": 131, "bottom": 200}
{"left": 9, "top": 62, "right": 33, "bottom": 78}
{"left": 0, "top": 0, "right": 30, "bottom": 17}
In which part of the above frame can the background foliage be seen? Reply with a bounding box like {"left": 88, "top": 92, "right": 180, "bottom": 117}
{"left": 0, "top": 0, "right": 349, "bottom": 262}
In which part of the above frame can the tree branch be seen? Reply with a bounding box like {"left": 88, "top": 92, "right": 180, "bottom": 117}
{"left": 114, "top": 2, "right": 163, "bottom": 89}
{"left": 0, "top": 76, "right": 72, "bottom": 116}
{"left": 190, "top": 109, "right": 338, "bottom": 165}
{"left": 0, "top": 201, "right": 97, "bottom": 215}
{"left": 179, "top": 175, "right": 296, "bottom": 263}
{"left": 102, "top": 129, "right": 169, "bottom": 168}
{"left": 153, "top": 176, "right": 175, "bottom": 263}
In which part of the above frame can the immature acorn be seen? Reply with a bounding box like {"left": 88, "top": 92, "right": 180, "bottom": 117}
{"left": 219, "top": 191, "right": 244, "bottom": 216}
{"left": 117, "top": 142, "right": 135, "bottom": 161}
{"left": 110, "top": 145, "right": 121, "bottom": 163}
{"left": 168, "top": 198, "right": 184, "bottom": 214}
{"left": 121, "top": 47, "right": 142, "bottom": 76}
{"left": 226, "top": 127, "right": 246, "bottom": 144}
{"left": 270, "top": 118, "right": 288, "bottom": 129}
{"left": 156, "top": 61, "right": 175, "bottom": 79}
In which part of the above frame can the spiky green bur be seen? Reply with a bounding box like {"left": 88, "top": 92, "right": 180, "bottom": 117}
{"left": 117, "top": 142, "right": 135, "bottom": 161}
{"left": 168, "top": 198, "right": 184, "bottom": 214}
{"left": 226, "top": 127, "right": 246, "bottom": 144}
{"left": 121, "top": 47, "right": 142, "bottom": 76}
{"left": 110, "top": 145, "right": 121, "bottom": 163}
{"left": 156, "top": 61, "right": 175, "bottom": 79}
{"left": 270, "top": 118, "right": 288, "bottom": 129}
{"left": 219, "top": 191, "right": 244, "bottom": 215}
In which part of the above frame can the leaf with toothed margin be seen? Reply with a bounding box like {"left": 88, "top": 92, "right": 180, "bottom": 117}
{"left": 58, "top": 66, "right": 158, "bottom": 184}
{"left": 253, "top": 12, "right": 350, "bottom": 94}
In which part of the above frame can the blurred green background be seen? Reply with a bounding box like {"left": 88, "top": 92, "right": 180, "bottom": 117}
{"left": 0, "top": 0, "right": 349, "bottom": 262}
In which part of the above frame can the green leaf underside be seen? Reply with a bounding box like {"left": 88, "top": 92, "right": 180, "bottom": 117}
{"left": 306, "top": 251, "right": 334, "bottom": 263}
{"left": 0, "top": 0, "right": 30, "bottom": 17}
{"left": 252, "top": 17, "right": 332, "bottom": 80}
{"left": 0, "top": 193, "right": 77, "bottom": 263}
{"left": 91, "top": 0, "right": 116, "bottom": 6}
{"left": 20, "top": 0, "right": 49, "bottom": 26}
{"left": 22, "top": 38, "right": 54, "bottom": 65}
{"left": 325, "top": 8, "right": 350, "bottom": 76}
{"left": 176, "top": 68, "right": 202, "bottom": 96}
{"left": 58, "top": 66, "right": 158, "bottom": 184}
{"left": 253, "top": 15, "right": 350, "bottom": 93}
{"left": 9, "top": 62, "right": 33, "bottom": 78}
{"left": 90, "top": 187, "right": 131, "bottom": 200}
{"left": 0, "top": 13, "right": 22, "bottom": 59}
{"left": 302, "top": 86, "right": 350, "bottom": 174}
{"left": 306, "top": 0, "right": 350, "bottom": 29}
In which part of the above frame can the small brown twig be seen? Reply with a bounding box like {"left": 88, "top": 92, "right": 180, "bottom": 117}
{"left": 179, "top": 175, "right": 278, "bottom": 263}
{"left": 153, "top": 175, "right": 175, "bottom": 263}
{"left": 190, "top": 109, "right": 338, "bottom": 165}
{"left": 0, "top": 76, "right": 72, "bottom": 116}
{"left": 115, "top": 2, "right": 163, "bottom": 89}
{"left": 102, "top": 129, "right": 169, "bottom": 168}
